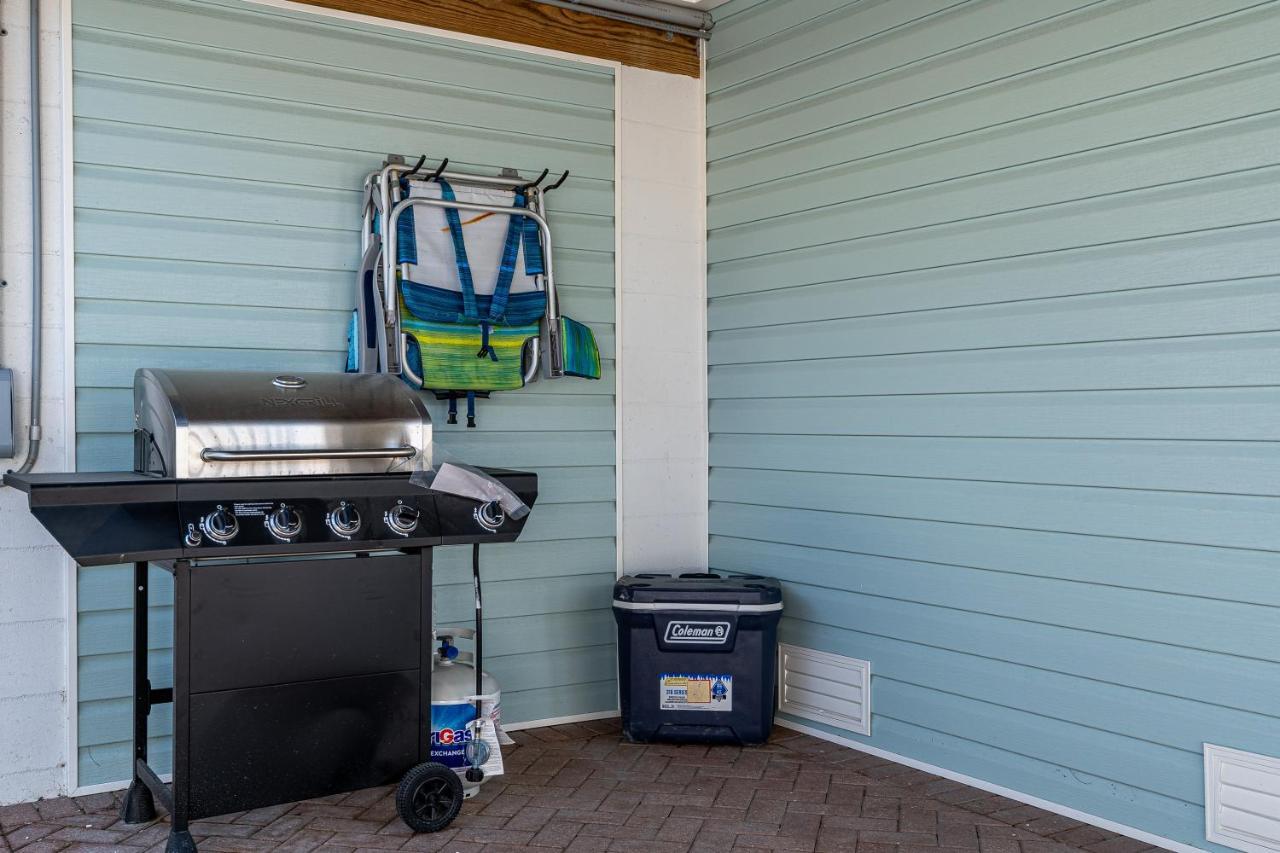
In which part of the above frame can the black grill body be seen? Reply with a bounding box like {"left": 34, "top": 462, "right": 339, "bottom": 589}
{"left": 5, "top": 467, "right": 536, "bottom": 853}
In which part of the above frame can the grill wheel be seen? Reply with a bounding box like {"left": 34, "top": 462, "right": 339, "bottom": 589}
{"left": 396, "top": 762, "right": 464, "bottom": 833}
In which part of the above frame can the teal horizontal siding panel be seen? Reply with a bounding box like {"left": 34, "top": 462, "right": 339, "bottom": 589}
{"left": 76, "top": 75, "right": 614, "bottom": 183}
{"left": 709, "top": 0, "right": 969, "bottom": 96}
{"left": 711, "top": 434, "right": 1280, "bottom": 497}
{"left": 74, "top": 165, "right": 613, "bottom": 253}
{"left": 76, "top": 0, "right": 614, "bottom": 109}
{"left": 710, "top": 388, "right": 1280, "bottom": 441}
{"left": 773, "top": 615, "right": 1280, "bottom": 762}
{"left": 433, "top": 571, "right": 616, "bottom": 621}
{"left": 73, "top": 0, "right": 616, "bottom": 786}
{"left": 74, "top": 208, "right": 613, "bottom": 286}
{"left": 707, "top": 224, "right": 1280, "bottom": 331}
{"left": 75, "top": 344, "right": 616, "bottom": 395}
{"left": 710, "top": 114, "right": 1280, "bottom": 261}
{"left": 711, "top": 505, "right": 1280, "bottom": 610}
{"left": 710, "top": 91, "right": 1280, "bottom": 232}
{"left": 709, "top": 280, "right": 1280, "bottom": 363}
{"left": 708, "top": 529, "right": 1280, "bottom": 665}
{"left": 709, "top": 0, "right": 1259, "bottom": 153}
{"left": 710, "top": 169, "right": 1280, "bottom": 296}
{"left": 704, "top": 0, "right": 840, "bottom": 57}
{"left": 801, "top": 709, "right": 1205, "bottom": 837}
{"left": 75, "top": 32, "right": 614, "bottom": 146}
{"left": 709, "top": 2, "right": 1279, "bottom": 190}
{"left": 711, "top": 467, "right": 1280, "bottom": 551}
{"left": 751, "top": 594, "right": 1280, "bottom": 760}
{"left": 74, "top": 121, "right": 615, "bottom": 218}
{"left": 80, "top": 740, "right": 174, "bottom": 790}
{"left": 709, "top": 0, "right": 1091, "bottom": 118}
{"left": 711, "top": 333, "right": 1280, "bottom": 398}
{"left": 707, "top": 0, "right": 1280, "bottom": 846}
{"left": 72, "top": 308, "right": 612, "bottom": 363}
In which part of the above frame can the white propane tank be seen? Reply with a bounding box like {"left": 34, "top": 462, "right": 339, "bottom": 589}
{"left": 431, "top": 634, "right": 505, "bottom": 793}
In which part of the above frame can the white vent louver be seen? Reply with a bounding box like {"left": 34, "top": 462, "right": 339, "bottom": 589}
{"left": 777, "top": 644, "right": 871, "bottom": 736}
{"left": 1205, "top": 744, "right": 1280, "bottom": 853}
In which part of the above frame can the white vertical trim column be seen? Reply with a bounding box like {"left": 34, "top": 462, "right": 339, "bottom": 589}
{"left": 615, "top": 64, "right": 709, "bottom": 576}
{"left": 0, "top": 0, "right": 73, "bottom": 806}
{"left": 613, "top": 69, "right": 626, "bottom": 579}
{"left": 60, "top": 0, "right": 79, "bottom": 795}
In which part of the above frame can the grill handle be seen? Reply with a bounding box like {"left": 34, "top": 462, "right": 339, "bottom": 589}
{"left": 200, "top": 446, "right": 417, "bottom": 462}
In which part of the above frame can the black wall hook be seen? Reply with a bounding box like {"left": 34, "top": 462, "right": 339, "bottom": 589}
{"left": 427, "top": 158, "right": 449, "bottom": 182}
{"left": 402, "top": 155, "right": 427, "bottom": 180}
{"left": 516, "top": 168, "right": 550, "bottom": 193}
{"left": 544, "top": 170, "right": 570, "bottom": 194}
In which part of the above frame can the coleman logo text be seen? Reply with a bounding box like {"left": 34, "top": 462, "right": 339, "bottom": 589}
{"left": 664, "top": 621, "right": 731, "bottom": 644}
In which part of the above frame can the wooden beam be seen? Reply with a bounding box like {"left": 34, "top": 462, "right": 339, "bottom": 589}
{"left": 294, "top": 0, "right": 701, "bottom": 77}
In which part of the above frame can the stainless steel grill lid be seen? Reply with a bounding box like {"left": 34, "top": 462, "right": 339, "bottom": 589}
{"left": 134, "top": 369, "right": 432, "bottom": 479}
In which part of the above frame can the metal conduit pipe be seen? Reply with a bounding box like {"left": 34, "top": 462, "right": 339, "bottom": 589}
{"left": 534, "top": 0, "right": 714, "bottom": 39}
{"left": 13, "top": 0, "right": 43, "bottom": 475}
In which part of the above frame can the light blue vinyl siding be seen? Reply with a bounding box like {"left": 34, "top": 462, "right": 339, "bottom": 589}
{"left": 707, "top": 0, "right": 1280, "bottom": 846}
{"left": 72, "top": 0, "right": 616, "bottom": 786}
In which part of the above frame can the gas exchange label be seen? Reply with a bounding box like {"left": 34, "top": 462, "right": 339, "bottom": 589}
{"left": 659, "top": 673, "right": 733, "bottom": 712}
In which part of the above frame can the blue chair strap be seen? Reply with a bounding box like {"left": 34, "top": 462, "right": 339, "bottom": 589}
{"left": 520, "top": 196, "right": 545, "bottom": 278}
{"left": 489, "top": 193, "right": 526, "bottom": 322}
{"left": 438, "top": 179, "right": 479, "bottom": 320}
{"left": 394, "top": 178, "right": 419, "bottom": 265}
{"left": 437, "top": 181, "right": 543, "bottom": 326}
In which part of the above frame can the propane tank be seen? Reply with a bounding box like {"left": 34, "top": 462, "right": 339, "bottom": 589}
{"left": 431, "top": 633, "right": 504, "bottom": 792}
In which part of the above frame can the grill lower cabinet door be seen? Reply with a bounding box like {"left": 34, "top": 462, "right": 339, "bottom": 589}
{"left": 181, "top": 553, "right": 429, "bottom": 820}
{"left": 188, "top": 672, "right": 420, "bottom": 818}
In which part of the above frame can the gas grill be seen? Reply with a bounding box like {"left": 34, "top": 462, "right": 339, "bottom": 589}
{"left": 5, "top": 369, "right": 537, "bottom": 853}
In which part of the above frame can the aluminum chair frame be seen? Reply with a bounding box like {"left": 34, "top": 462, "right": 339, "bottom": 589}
{"left": 360, "top": 162, "right": 565, "bottom": 384}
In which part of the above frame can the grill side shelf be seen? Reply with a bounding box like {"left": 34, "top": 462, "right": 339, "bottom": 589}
{"left": 4, "top": 472, "right": 181, "bottom": 565}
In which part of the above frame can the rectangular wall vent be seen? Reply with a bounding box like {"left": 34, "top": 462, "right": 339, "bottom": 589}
{"left": 1206, "top": 743, "right": 1280, "bottom": 853}
{"left": 777, "top": 644, "right": 871, "bottom": 736}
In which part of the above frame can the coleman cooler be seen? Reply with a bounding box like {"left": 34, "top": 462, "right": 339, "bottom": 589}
{"left": 612, "top": 572, "right": 783, "bottom": 744}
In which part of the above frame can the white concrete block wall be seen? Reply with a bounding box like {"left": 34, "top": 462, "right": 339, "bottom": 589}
{"left": 0, "top": 0, "right": 71, "bottom": 805}
{"left": 616, "top": 65, "right": 709, "bottom": 574}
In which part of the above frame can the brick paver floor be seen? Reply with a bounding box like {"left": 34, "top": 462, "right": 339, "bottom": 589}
{"left": 0, "top": 718, "right": 1171, "bottom": 853}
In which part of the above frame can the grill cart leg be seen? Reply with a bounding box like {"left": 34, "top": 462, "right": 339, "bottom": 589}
{"left": 167, "top": 559, "right": 196, "bottom": 853}
{"left": 120, "top": 561, "right": 157, "bottom": 825}
{"left": 120, "top": 560, "right": 196, "bottom": 852}
{"left": 165, "top": 830, "right": 197, "bottom": 853}
{"left": 396, "top": 547, "right": 465, "bottom": 834}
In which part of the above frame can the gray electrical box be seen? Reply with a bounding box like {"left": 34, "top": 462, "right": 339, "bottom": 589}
{"left": 0, "top": 368, "right": 14, "bottom": 458}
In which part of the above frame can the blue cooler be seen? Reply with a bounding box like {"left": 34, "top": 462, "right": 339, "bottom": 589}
{"left": 612, "top": 572, "right": 783, "bottom": 745}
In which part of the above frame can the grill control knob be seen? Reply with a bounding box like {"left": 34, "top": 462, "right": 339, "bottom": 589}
{"left": 326, "top": 502, "right": 362, "bottom": 539}
{"left": 475, "top": 501, "right": 505, "bottom": 532}
{"left": 265, "top": 504, "right": 303, "bottom": 541}
{"left": 384, "top": 502, "right": 419, "bottom": 537}
{"left": 200, "top": 506, "right": 239, "bottom": 545}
